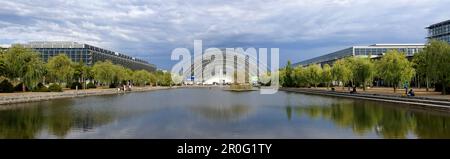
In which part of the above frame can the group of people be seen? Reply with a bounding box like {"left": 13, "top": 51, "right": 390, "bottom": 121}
{"left": 345, "top": 84, "right": 415, "bottom": 97}
{"left": 117, "top": 84, "right": 132, "bottom": 92}
{"left": 404, "top": 83, "right": 415, "bottom": 97}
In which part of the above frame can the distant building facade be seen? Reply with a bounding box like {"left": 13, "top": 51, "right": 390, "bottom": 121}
{"left": 295, "top": 44, "right": 425, "bottom": 67}
{"left": 19, "top": 41, "right": 156, "bottom": 72}
{"left": 427, "top": 19, "right": 450, "bottom": 43}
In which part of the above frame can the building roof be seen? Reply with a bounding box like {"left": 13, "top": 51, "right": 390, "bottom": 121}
{"left": 426, "top": 19, "right": 450, "bottom": 29}
{"left": 369, "top": 43, "right": 425, "bottom": 46}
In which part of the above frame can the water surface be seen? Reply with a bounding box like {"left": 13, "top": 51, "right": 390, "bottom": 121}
{"left": 1, "top": 88, "right": 449, "bottom": 139}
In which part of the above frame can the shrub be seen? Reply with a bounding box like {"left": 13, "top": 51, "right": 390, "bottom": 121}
{"left": 0, "top": 80, "right": 14, "bottom": 93}
{"left": 48, "top": 84, "right": 63, "bottom": 92}
{"left": 86, "top": 82, "right": 96, "bottom": 89}
{"left": 14, "top": 83, "right": 28, "bottom": 92}
{"left": 70, "top": 82, "right": 83, "bottom": 89}
{"left": 435, "top": 83, "right": 450, "bottom": 94}
{"left": 109, "top": 83, "right": 118, "bottom": 88}
{"left": 32, "top": 83, "right": 49, "bottom": 92}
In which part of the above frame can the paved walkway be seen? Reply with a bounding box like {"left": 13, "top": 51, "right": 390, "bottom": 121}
{"left": 282, "top": 87, "right": 450, "bottom": 112}
{"left": 309, "top": 87, "right": 450, "bottom": 100}
{"left": 0, "top": 86, "right": 174, "bottom": 105}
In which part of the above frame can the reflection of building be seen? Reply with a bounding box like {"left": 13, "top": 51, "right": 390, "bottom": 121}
{"left": 295, "top": 44, "right": 425, "bottom": 67}
{"left": 18, "top": 41, "right": 156, "bottom": 72}
{"left": 427, "top": 19, "right": 450, "bottom": 43}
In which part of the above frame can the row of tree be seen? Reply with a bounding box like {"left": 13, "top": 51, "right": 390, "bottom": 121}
{"left": 0, "top": 45, "right": 173, "bottom": 92}
{"left": 278, "top": 40, "right": 450, "bottom": 95}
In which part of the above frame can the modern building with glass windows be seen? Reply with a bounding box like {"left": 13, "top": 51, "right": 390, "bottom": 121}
{"left": 427, "top": 19, "right": 450, "bottom": 43}
{"left": 19, "top": 41, "right": 156, "bottom": 72}
{"left": 295, "top": 44, "right": 425, "bottom": 67}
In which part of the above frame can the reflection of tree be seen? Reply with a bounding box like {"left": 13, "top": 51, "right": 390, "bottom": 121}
{"left": 0, "top": 99, "right": 116, "bottom": 138}
{"left": 377, "top": 110, "right": 414, "bottom": 138}
{"left": 0, "top": 106, "right": 44, "bottom": 139}
{"left": 414, "top": 113, "right": 450, "bottom": 139}
{"left": 71, "top": 109, "right": 114, "bottom": 132}
{"left": 286, "top": 106, "right": 292, "bottom": 121}
{"left": 48, "top": 104, "right": 73, "bottom": 138}
{"left": 190, "top": 104, "right": 251, "bottom": 122}
{"left": 290, "top": 100, "right": 450, "bottom": 139}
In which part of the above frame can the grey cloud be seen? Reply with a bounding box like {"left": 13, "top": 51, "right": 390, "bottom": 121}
{"left": 0, "top": 0, "right": 449, "bottom": 69}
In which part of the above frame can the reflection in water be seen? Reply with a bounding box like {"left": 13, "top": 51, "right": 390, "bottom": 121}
{"left": 288, "top": 100, "right": 450, "bottom": 138}
{"left": 190, "top": 104, "right": 251, "bottom": 122}
{"left": 0, "top": 105, "right": 44, "bottom": 139}
{"left": 0, "top": 88, "right": 450, "bottom": 138}
{"left": 0, "top": 100, "right": 115, "bottom": 139}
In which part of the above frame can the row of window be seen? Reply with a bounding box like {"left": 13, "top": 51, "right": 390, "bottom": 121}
{"left": 91, "top": 52, "right": 155, "bottom": 71}
{"left": 429, "top": 24, "right": 450, "bottom": 36}
{"left": 433, "top": 35, "right": 450, "bottom": 43}
{"left": 31, "top": 48, "right": 155, "bottom": 71}
{"left": 354, "top": 48, "right": 423, "bottom": 56}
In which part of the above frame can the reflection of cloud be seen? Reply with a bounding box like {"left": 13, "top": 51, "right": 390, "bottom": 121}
{"left": 189, "top": 104, "right": 252, "bottom": 122}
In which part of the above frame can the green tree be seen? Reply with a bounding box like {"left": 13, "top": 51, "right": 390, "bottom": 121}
{"left": 1, "top": 45, "right": 46, "bottom": 91}
{"left": 417, "top": 40, "right": 450, "bottom": 95}
{"left": 112, "top": 65, "right": 128, "bottom": 85}
{"left": 132, "top": 70, "right": 151, "bottom": 86}
{"left": 349, "top": 57, "right": 375, "bottom": 91}
{"left": 376, "top": 50, "right": 415, "bottom": 93}
{"left": 47, "top": 54, "right": 74, "bottom": 86}
{"left": 293, "top": 66, "right": 307, "bottom": 87}
{"left": 412, "top": 50, "right": 428, "bottom": 90}
{"left": 322, "top": 64, "right": 332, "bottom": 89}
{"left": 73, "top": 62, "right": 92, "bottom": 89}
{"left": 332, "top": 59, "right": 352, "bottom": 89}
{"left": 305, "top": 64, "right": 322, "bottom": 88}
{"left": 92, "top": 60, "right": 116, "bottom": 86}
{"left": 283, "top": 60, "right": 294, "bottom": 87}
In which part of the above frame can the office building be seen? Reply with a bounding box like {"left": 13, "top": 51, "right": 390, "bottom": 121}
{"left": 20, "top": 41, "right": 156, "bottom": 72}
{"left": 295, "top": 44, "right": 425, "bottom": 67}
{"left": 427, "top": 19, "right": 450, "bottom": 43}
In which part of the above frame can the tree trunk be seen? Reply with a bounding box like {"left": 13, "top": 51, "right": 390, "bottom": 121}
{"left": 393, "top": 86, "right": 396, "bottom": 93}
{"left": 22, "top": 84, "right": 26, "bottom": 92}
{"left": 426, "top": 77, "right": 429, "bottom": 92}
{"left": 443, "top": 81, "right": 447, "bottom": 95}
{"left": 418, "top": 75, "right": 420, "bottom": 89}
{"left": 363, "top": 82, "right": 366, "bottom": 91}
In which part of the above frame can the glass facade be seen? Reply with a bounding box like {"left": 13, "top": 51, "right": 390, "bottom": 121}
{"left": 20, "top": 42, "right": 156, "bottom": 72}
{"left": 427, "top": 20, "right": 450, "bottom": 43}
{"left": 295, "top": 44, "right": 424, "bottom": 67}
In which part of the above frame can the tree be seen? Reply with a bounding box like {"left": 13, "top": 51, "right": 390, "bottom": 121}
{"left": 412, "top": 50, "right": 429, "bottom": 91}
{"left": 349, "top": 57, "right": 375, "bottom": 91}
{"left": 92, "top": 60, "right": 116, "bottom": 86}
{"left": 322, "top": 64, "right": 332, "bottom": 89}
{"left": 112, "top": 65, "right": 127, "bottom": 85}
{"left": 293, "top": 66, "right": 307, "bottom": 87}
{"left": 305, "top": 64, "right": 322, "bottom": 88}
{"left": 283, "top": 60, "right": 294, "bottom": 87}
{"left": 47, "top": 54, "right": 74, "bottom": 86}
{"left": 332, "top": 59, "right": 352, "bottom": 89}
{"left": 1, "top": 45, "right": 46, "bottom": 91}
{"left": 132, "top": 70, "right": 151, "bottom": 86}
{"left": 377, "top": 50, "right": 415, "bottom": 93}
{"left": 418, "top": 40, "right": 450, "bottom": 95}
{"left": 73, "top": 62, "right": 92, "bottom": 89}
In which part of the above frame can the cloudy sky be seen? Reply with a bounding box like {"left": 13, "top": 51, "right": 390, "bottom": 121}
{"left": 1, "top": 0, "right": 449, "bottom": 69}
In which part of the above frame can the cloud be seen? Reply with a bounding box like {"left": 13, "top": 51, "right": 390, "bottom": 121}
{"left": 0, "top": 0, "right": 449, "bottom": 69}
